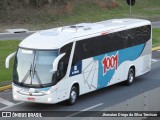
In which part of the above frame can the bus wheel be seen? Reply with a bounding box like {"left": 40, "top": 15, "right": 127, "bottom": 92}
{"left": 125, "top": 67, "right": 135, "bottom": 86}
{"left": 67, "top": 86, "right": 78, "bottom": 105}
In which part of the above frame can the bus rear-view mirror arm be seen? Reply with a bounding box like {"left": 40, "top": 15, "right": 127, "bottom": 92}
{"left": 53, "top": 53, "right": 66, "bottom": 72}
{"left": 5, "top": 52, "right": 16, "bottom": 68}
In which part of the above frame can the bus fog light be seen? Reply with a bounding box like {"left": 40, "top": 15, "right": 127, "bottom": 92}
{"left": 47, "top": 98, "right": 52, "bottom": 102}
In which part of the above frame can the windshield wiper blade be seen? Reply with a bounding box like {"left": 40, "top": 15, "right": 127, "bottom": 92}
{"left": 20, "top": 65, "right": 32, "bottom": 85}
{"left": 34, "top": 71, "right": 43, "bottom": 87}
{"left": 32, "top": 64, "right": 43, "bottom": 87}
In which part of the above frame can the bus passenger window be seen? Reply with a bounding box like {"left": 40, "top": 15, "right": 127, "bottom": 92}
{"left": 56, "top": 42, "right": 73, "bottom": 80}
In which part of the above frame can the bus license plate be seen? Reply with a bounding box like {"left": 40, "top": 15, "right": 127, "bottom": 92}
{"left": 27, "top": 97, "right": 35, "bottom": 101}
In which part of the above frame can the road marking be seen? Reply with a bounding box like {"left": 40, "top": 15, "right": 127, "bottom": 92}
{"left": 157, "top": 50, "right": 160, "bottom": 52}
{"left": 67, "top": 103, "right": 104, "bottom": 117}
{"left": 0, "top": 31, "right": 36, "bottom": 35}
{"left": 0, "top": 102, "right": 24, "bottom": 111}
{"left": 151, "top": 59, "right": 159, "bottom": 63}
{"left": 0, "top": 98, "right": 14, "bottom": 106}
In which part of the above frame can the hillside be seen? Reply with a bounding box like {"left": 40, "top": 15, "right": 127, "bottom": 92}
{"left": 0, "top": 0, "right": 160, "bottom": 31}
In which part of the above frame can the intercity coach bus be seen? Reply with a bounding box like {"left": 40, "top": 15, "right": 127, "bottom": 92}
{"left": 6, "top": 19, "right": 152, "bottom": 105}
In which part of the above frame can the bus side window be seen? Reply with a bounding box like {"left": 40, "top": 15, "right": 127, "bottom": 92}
{"left": 85, "top": 37, "right": 99, "bottom": 57}
{"left": 126, "top": 25, "right": 151, "bottom": 48}
{"left": 72, "top": 37, "right": 99, "bottom": 66}
{"left": 72, "top": 41, "right": 85, "bottom": 66}
{"left": 57, "top": 43, "right": 73, "bottom": 79}
{"left": 135, "top": 25, "right": 151, "bottom": 44}
{"left": 99, "top": 32, "right": 126, "bottom": 54}
{"left": 72, "top": 52, "right": 80, "bottom": 66}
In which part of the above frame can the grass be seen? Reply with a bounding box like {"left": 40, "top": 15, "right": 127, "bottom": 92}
{"left": 152, "top": 28, "right": 160, "bottom": 47}
{"left": 0, "top": 40, "right": 20, "bottom": 84}
{"left": 0, "top": 0, "right": 160, "bottom": 32}
{"left": 0, "top": 28, "right": 159, "bottom": 84}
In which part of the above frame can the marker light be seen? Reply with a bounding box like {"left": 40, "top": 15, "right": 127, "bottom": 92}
{"left": 22, "top": 49, "right": 33, "bottom": 54}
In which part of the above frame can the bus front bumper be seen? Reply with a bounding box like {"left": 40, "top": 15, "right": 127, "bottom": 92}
{"left": 12, "top": 84, "right": 58, "bottom": 104}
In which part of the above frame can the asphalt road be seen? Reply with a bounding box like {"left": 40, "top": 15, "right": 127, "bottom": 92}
{"left": 0, "top": 50, "right": 160, "bottom": 120}
{"left": 0, "top": 21, "right": 160, "bottom": 40}
{"left": 152, "top": 21, "right": 160, "bottom": 28}
{"left": 0, "top": 32, "right": 34, "bottom": 40}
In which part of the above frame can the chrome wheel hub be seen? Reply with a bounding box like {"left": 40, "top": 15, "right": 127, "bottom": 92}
{"left": 129, "top": 72, "right": 134, "bottom": 83}
{"left": 71, "top": 90, "right": 76, "bottom": 103}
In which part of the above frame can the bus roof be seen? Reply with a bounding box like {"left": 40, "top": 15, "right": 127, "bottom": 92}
{"left": 19, "top": 18, "right": 151, "bottom": 50}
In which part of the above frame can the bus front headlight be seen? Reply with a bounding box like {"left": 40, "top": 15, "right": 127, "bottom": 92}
{"left": 47, "top": 98, "right": 52, "bottom": 102}
{"left": 42, "top": 86, "right": 59, "bottom": 95}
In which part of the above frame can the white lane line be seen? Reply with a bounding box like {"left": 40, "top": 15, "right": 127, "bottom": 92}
{"left": 67, "top": 103, "right": 104, "bottom": 117}
{"left": 0, "top": 98, "right": 14, "bottom": 106}
{"left": 151, "top": 59, "right": 159, "bottom": 63}
{"left": 0, "top": 102, "right": 24, "bottom": 111}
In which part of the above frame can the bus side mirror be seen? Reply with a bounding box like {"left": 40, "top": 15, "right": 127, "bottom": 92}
{"left": 53, "top": 53, "right": 66, "bottom": 72}
{"left": 5, "top": 52, "right": 16, "bottom": 68}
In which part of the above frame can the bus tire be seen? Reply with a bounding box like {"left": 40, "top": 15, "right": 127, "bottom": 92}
{"left": 67, "top": 86, "right": 78, "bottom": 105}
{"left": 125, "top": 67, "right": 135, "bottom": 86}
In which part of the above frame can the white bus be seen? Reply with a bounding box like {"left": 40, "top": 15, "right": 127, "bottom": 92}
{"left": 6, "top": 19, "right": 152, "bottom": 105}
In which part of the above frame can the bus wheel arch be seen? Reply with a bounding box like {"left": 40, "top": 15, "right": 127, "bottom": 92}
{"left": 67, "top": 83, "right": 79, "bottom": 105}
{"left": 125, "top": 66, "right": 135, "bottom": 86}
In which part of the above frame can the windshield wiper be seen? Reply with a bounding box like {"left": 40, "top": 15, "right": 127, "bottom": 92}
{"left": 20, "top": 64, "right": 43, "bottom": 87}
{"left": 32, "top": 64, "right": 43, "bottom": 87}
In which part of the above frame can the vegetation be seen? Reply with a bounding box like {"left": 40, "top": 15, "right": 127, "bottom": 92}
{"left": 0, "top": 0, "right": 160, "bottom": 31}
{"left": 0, "top": 40, "right": 20, "bottom": 84}
{"left": 152, "top": 28, "right": 160, "bottom": 47}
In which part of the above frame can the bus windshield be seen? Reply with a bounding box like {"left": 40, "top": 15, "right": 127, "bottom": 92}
{"left": 13, "top": 48, "right": 59, "bottom": 87}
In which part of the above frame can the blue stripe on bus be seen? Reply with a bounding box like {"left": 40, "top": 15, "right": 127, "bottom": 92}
{"left": 94, "top": 44, "right": 145, "bottom": 89}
